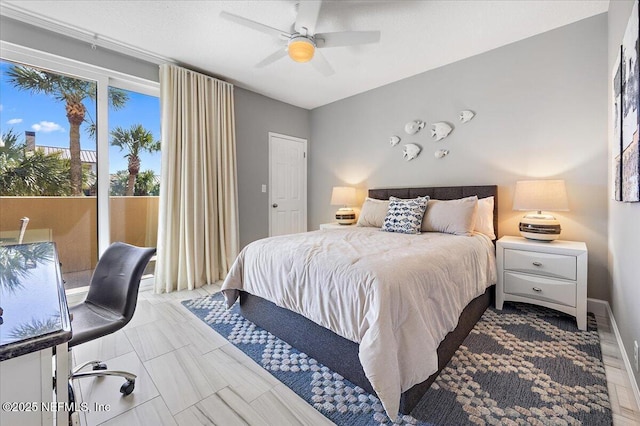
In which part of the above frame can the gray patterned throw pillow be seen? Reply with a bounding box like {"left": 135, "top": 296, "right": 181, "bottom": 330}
{"left": 381, "top": 196, "right": 429, "bottom": 234}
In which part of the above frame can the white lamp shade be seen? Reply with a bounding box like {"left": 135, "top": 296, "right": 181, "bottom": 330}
{"left": 330, "top": 186, "right": 356, "bottom": 206}
{"left": 513, "top": 180, "right": 569, "bottom": 212}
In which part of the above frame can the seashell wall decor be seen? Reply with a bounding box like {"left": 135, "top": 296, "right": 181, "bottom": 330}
{"left": 404, "top": 120, "right": 425, "bottom": 135}
{"left": 402, "top": 143, "right": 421, "bottom": 161}
{"left": 434, "top": 149, "right": 449, "bottom": 159}
{"left": 430, "top": 122, "right": 453, "bottom": 141}
{"left": 389, "top": 135, "right": 401, "bottom": 146}
{"left": 459, "top": 110, "right": 475, "bottom": 123}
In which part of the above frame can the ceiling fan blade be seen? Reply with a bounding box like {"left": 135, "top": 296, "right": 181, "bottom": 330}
{"left": 255, "top": 48, "right": 288, "bottom": 68}
{"left": 315, "top": 31, "right": 381, "bottom": 48}
{"left": 294, "top": 1, "right": 322, "bottom": 35}
{"left": 220, "top": 11, "right": 290, "bottom": 39}
{"left": 311, "top": 50, "right": 334, "bottom": 76}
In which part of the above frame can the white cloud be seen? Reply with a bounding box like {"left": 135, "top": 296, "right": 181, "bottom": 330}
{"left": 7, "top": 118, "right": 23, "bottom": 125}
{"left": 32, "top": 121, "right": 65, "bottom": 133}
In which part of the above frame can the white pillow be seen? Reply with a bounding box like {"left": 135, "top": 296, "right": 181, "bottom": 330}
{"left": 357, "top": 197, "right": 390, "bottom": 228}
{"left": 421, "top": 196, "right": 479, "bottom": 236}
{"left": 382, "top": 196, "right": 429, "bottom": 234}
{"left": 474, "top": 196, "right": 496, "bottom": 240}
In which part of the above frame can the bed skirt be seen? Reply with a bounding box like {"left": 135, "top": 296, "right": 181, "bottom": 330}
{"left": 238, "top": 285, "right": 495, "bottom": 414}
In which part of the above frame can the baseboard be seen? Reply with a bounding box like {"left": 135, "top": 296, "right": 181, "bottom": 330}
{"left": 587, "top": 298, "right": 608, "bottom": 317}
{"left": 589, "top": 298, "right": 640, "bottom": 409}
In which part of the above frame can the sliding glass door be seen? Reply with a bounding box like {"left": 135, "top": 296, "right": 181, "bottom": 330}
{"left": 108, "top": 87, "right": 161, "bottom": 278}
{"left": 0, "top": 43, "right": 160, "bottom": 291}
{"left": 0, "top": 58, "right": 99, "bottom": 289}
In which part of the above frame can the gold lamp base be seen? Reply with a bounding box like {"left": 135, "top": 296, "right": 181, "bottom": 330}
{"left": 519, "top": 213, "right": 561, "bottom": 241}
{"left": 335, "top": 207, "right": 356, "bottom": 225}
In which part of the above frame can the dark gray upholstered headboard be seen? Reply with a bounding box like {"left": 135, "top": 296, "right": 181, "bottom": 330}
{"left": 368, "top": 185, "right": 498, "bottom": 237}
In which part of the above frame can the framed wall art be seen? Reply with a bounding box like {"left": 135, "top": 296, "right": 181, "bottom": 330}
{"left": 621, "top": 0, "right": 640, "bottom": 202}
{"left": 613, "top": 46, "right": 623, "bottom": 201}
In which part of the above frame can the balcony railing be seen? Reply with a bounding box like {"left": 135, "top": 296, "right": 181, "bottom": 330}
{"left": 0, "top": 196, "right": 158, "bottom": 290}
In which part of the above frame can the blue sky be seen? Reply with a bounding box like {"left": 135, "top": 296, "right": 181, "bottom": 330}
{"left": 0, "top": 60, "right": 161, "bottom": 175}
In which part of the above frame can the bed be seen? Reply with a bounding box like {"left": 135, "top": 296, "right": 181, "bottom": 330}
{"left": 222, "top": 185, "right": 498, "bottom": 420}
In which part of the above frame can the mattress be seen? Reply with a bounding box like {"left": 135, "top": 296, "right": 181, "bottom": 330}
{"left": 221, "top": 227, "right": 497, "bottom": 419}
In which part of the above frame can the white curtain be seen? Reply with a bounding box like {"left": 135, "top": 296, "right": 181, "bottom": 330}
{"left": 155, "top": 64, "right": 239, "bottom": 293}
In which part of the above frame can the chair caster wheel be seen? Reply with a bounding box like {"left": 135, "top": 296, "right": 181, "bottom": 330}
{"left": 120, "top": 380, "right": 135, "bottom": 395}
{"left": 92, "top": 363, "right": 107, "bottom": 370}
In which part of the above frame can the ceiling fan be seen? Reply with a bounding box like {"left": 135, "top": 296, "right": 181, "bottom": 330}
{"left": 220, "top": 1, "right": 381, "bottom": 76}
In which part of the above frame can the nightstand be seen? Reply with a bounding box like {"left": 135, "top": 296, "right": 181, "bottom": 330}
{"left": 496, "top": 236, "right": 588, "bottom": 330}
{"left": 319, "top": 222, "right": 355, "bottom": 230}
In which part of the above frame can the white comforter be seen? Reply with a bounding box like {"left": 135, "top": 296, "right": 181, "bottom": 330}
{"left": 221, "top": 227, "right": 496, "bottom": 420}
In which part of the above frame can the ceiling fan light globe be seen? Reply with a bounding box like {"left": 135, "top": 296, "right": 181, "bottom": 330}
{"left": 288, "top": 37, "right": 315, "bottom": 63}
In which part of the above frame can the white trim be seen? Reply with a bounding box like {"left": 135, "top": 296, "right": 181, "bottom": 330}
{"left": 0, "top": 41, "right": 159, "bottom": 93}
{"left": 590, "top": 298, "right": 640, "bottom": 408}
{"left": 1, "top": 2, "right": 173, "bottom": 65}
{"left": 587, "top": 298, "right": 608, "bottom": 317}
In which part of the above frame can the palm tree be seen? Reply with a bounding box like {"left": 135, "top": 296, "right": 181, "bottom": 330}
{"left": 110, "top": 124, "right": 160, "bottom": 196}
{"left": 134, "top": 169, "right": 160, "bottom": 196}
{"left": 109, "top": 169, "right": 159, "bottom": 196}
{"left": 0, "top": 129, "right": 72, "bottom": 196}
{"left": 109, "top": 170, "right": 129, "bottom": 196}
{"left": 0, "top": 129, "right": 23, "bottom": 159}
{"left": 6, "top": 65, "right": 128, "bottom": 195}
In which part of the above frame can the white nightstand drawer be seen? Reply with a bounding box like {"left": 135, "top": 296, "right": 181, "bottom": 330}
{"left": 504, "top": 271, "right": 576, "bottom": 307}
{"left": 504, "top": 249, "right": 576, "bottom": 280}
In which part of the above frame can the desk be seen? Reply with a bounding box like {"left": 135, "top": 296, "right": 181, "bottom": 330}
{"left": 0, "top": 242, "right": 72, "bottom": 426}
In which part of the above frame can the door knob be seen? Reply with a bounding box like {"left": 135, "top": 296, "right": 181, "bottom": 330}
{"left": 272, "top": 203, "right": 278, "bottom": 208}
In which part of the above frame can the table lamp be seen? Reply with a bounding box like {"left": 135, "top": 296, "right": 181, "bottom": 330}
{"left": 330, "top": 186, "right": 357, "bottom": 225}
{"left": 513, "top": 180, "right": 569, "bottom": 241}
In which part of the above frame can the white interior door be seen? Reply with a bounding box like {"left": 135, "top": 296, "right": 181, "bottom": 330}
{"left": 269, "top": 132, "right": 307, "bottom": 236}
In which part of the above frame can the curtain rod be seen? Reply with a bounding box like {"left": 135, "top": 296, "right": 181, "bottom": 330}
{"left": 1, "top": 2, "right": 173, "bottom": 66}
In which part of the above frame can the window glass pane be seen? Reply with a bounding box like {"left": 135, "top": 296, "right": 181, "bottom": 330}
{"left": 108, "top": 87, "right": 160, "bottom": 275}
{"left": 0, "top": 59, "right": 98, "bottom": 290}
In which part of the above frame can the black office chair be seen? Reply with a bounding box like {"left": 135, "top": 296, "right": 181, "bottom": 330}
{"left": 68, "top": 242, "right": 156, "bottom": 396}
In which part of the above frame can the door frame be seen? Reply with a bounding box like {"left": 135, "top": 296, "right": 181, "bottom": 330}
{"left": 268, "top": 132, "right": 308, "bottom": 236}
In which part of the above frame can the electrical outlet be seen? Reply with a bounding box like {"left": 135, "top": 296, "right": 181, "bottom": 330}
{"left": 634, "top": 340, "right": 639, "bottom": 372}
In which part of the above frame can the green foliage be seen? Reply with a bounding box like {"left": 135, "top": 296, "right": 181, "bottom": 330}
{"left": 110, "top": 124, "right": 160, "bottom": 158}
{"left": 110, "top": 124, "right": 161, "bottom": 196}
{"left": 0, "top": 150, "right": 72, "bottom": 196}
{"left": 0, "top": 128, "right": 24, "bottom": 160}
{"left": 5, "top": 65, "right": 129, "bottom": 134}
{"left": 134, "top": 170, "right": 160, "bottom": 196}
{"left": 0, "top": 129, "right": 73, "bottom": 196}
{"left": 109, "top": 170, "right": 128, "bottom": 196}
{"left": 110, "top": 169, "right": 159, "bottom": 196}
{"left": 6, "top": 64, "right": 129, "bottom": 195}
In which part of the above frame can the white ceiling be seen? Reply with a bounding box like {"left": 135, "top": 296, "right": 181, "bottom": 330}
{"left": 1, "top": 1, "right": 609, "bottom": 110}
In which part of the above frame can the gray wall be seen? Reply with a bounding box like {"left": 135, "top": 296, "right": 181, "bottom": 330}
{"left": 607, "top": 0, "right": 640, "bottom": 389}
{"left": 0, "top": 16, "right": 159, "bottom": 82}
{"left": 310, "top": 14, "right": 609, "bottom": 300}
{"left": 234, "top": 87, "right": 310, "bottom": 247}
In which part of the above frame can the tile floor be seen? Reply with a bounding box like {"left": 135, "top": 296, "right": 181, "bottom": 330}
{"left": 66, "top": 284, "right": 640, "bottom": 426}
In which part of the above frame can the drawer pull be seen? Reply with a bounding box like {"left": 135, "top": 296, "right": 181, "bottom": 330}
{"left": 532, "top": 261, "right": 543, "bottom": 267}
{"left": 532, "top": 287, "right": 542, "bottom": 292}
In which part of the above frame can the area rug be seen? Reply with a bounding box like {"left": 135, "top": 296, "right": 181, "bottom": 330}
{"left": 182, "top": 294, "right": 612, "bottom": 425}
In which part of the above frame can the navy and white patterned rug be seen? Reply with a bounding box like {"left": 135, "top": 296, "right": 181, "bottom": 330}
{"left": 182, "top": 293, "right": 612, "bottom": 425}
